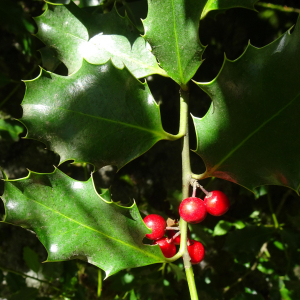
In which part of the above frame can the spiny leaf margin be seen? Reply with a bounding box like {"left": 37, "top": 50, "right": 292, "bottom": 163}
{"left": 193, "top": 20, "right": 300, "bottom": 192}
{"left": 1, "top": 168, "right": 166, "bottom": 277}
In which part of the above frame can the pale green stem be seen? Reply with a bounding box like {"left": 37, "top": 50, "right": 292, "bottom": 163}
{"left": 256, "top": 2, "right": 300, "bottom": 14}
{"left": 164, "top": 88, "right": 190, "bottom": 141}
{"left": 191, "top": 173, "right": 206, "bottom": 180}
{"left": 267, "top": 193, "right": 279, "bottom": 229}
{"left": 97, "top": 269, "right": 102, "bottom": 298}
{"left": 165, "top": 88, "right": 199, "bottom": 300}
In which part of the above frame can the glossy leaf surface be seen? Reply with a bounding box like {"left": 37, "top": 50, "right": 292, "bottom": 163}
{"left": 143, "top": 0, "right": 206, "bottom": 85}
{"left": 201, "top": 0, "right": 259, "bottom": 19}
{"left": 194, "top": 20, "right": 300, "bottom": 191}
{"left": 35, "top": 2, "right": 165, "bottom": 78}
{"left": 84, "top": 35, "right": 166, "bottom": 79}
{"left": 2, "top": 170, "right": 165, "bottom": 276}
{"left": 21, "top": 61, "right": 170, "bottom": 170}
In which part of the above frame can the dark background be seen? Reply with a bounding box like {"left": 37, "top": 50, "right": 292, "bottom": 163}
{"left": 0, "top": 0, "right": 300, "bottom": 299}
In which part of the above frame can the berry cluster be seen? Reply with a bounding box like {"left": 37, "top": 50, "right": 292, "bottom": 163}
{"left": 179, "top": 190, "right": 230, "bottom": 223}
{"left": 143, "top": 184, "right": 230, "bottom": 264}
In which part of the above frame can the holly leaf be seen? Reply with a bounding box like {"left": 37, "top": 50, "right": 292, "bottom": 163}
{"left": 83, "top": 35, "right": 165, "bottom": 79}
{"left": 23, "top": 247, "right": 40, "bottom": 273}
{"left": 21, "top": 61, "right": 172, "bottom": 170}
{"left": 118, "top": 0, "right": 147, "bottom": 33}
{"left": 1, "top": 169, "right": 165, "bottom": 277}
{"left": 0, "top": 119, "right": 23, "bottom": 142}
{"left": 143, "top": 0, "right": 206, "bottom": 85}
{"left": 193, "top": 19, "right": 300, "bottom": 191}
{"left": 39, "top": 47, "right": 61, "bottom": 72}
{"left": 201, "top": 0, "right": 259, "bottom": 19}
{"left": 35, "top": 2, "right": 165, "bottom": 78}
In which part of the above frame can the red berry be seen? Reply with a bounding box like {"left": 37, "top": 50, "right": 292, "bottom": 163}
{"left": 167, "top": 228, "right": 190, "bottom": 245}
{"left": 187, "top": 240, "right": 205, "bottom": 264}
{"left": 204, "top": 191, "right": 230, "bottom": 216}
{"left": 143, "top": 214, "right": 166, "bottom": 240}
{"left": 154, "top": 238, "right": 176, "bottom": 258}
{"left": 179, "top": 197, "right": 207, "bottom": 224}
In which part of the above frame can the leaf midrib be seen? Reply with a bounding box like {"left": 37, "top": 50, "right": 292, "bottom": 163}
{"left": 25, "top": 104, "right": 166, "bottom": 138}
{"left": 171, "top": 0, "right": 184, "bottom": 83}
{"left": 22, "top": 193, "right": 163, "bottom": 260}
{"left": 209, "top": 91, "right": 300, "bottom": 174}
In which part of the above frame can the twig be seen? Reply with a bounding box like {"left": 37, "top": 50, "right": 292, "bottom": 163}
{"left": 256, "top": 2, "right": 300, "bottom": 14}
{"left": 0, "top": 61, "right": 40, "bottom": 109}
{"left": 0, "top": 265, "right": 60, "bottom": 291}
{"left": 223, "top": 242, "right": 269, "bottom": 293}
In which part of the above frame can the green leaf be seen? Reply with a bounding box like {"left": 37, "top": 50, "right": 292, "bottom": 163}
{"left": 23, "top": 246, "right": 40, "bottom": 273}
{"left": 130, "top": 289, "right": 138, "bottom": 300}
{"left": 0, "top": 119, "right": 23, "bottom": 142}
{"left": 39, "top": 47, "right": 61, "bottom": 72}
{"left": 2, "top": 169, "right": 165, "bottom": 277}
{"left": 35, "top": 2, "right": 165, "bottom": 78}
{"left": 257, "top": 258, "right": 274, "bottom": 274}
{"left": 201, "top": 0, "right": 259, "bottom": 19}
{"left": 84, "top": 35, "right": 165, "bottom": 79}
{"left": 45, "top": 0, "right": 71, "bottom": 4}
{"left": 21, "top": 61, "right": 171, "bottom": 170}
{"left": 143, "top": 0, "right": 206, "bottom": 85}
{"left": 77, "top": 0, "right": 103, "bottom": 7}
{"left": 169, "top": 263, "right": 186, "bottom": 282}
{"left": 232, "top": 220, "right": 245, "bottom": 230}
{"left": 213, "top": 220, "right": 232, "bottom": 236}
{"left": 193, "top": 19, "right": 300, "bottom": 191}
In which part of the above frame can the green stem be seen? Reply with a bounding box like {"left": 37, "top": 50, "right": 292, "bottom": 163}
{"left": 0, "top": 265, "right": 61, "bottom": 291}
{"left": 256, "top": 2, "right": 300, "bottom": 14}
{"left": 191, "top": 172, "right": 206, "bottom": 181}
{"left": 164, "top": 86, "right": 190, "bottom": 141}
{"left": 186, "top": 266, "right": 199, "bottom": 299}
{"left": 267, "top": 192, "right": 279, "bottom": 229}
{"left": 165, "top": 87, "right": 198, "bottom": 300}
{"left": 97, "top": 269, "right": 102, "bottom": 298}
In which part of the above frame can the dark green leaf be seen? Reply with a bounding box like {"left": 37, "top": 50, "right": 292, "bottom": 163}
{"left": 23, "top": 246, "right": 40, "bottom": 273}
{"left": 2, "top": 169, "right": 165, "bottom": 277}
{"left": 232, "top": 293, "right": 264, "bottom": 300}
{"left": 45, "top": 0, "right": 71, "bottom": 4}
{"left": 193, "top": 19, "right": 300, "bottom": 191}
{"left": 143, "top": 0, "right": 206, "bottom": 85}
{"left": 0, "top": 72, "right": 13, "bottom": 88}
{"left": 201, "top": 0, "right": 259, "bottom": 19}
{"left": 224, "top": 225, "right": 273, "bottom": 253}
{"left": 5, "top": 273, "right": 26, "bottom": 291}
{"left": 9, "top": 287, "right": 39, "bottom": 300}
{"left": 118, "top": 0, "right": 147, "bottom": 33}
{"left": 21, "top": 61, "right": 172, "bottom": 170}
{"left": 169, "top": 263, "right": 186, "bottom": 282}
{"left": 35, "top": 2, "right": 165, "bottom": 78}
{"left": 39, "top": 47, "right": 61, "bottom": 72}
